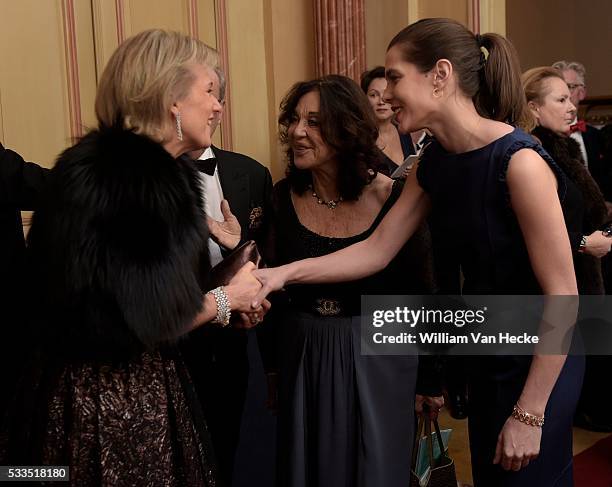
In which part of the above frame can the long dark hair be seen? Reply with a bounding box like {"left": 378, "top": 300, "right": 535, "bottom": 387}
{"left": 388, "top": 18, "right": 531, "bottom": 129}
{"left": 278, "top": 75, "right": 381, "bottom": 200}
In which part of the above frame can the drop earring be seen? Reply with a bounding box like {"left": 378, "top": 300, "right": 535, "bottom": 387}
{"left": 175, "top": 112, "right": 183, "bottom": 141}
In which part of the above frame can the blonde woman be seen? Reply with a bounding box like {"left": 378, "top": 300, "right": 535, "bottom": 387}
{"left": 1, "top": 30, "right": 267, "bottom": 486}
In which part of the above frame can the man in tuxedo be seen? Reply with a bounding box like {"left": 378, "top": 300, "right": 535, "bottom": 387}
{"left": 180, "top": 66, "right": 273, "bottom": 486}
{"left": 553, "top": 60, "right": 611, "bottom": 202}
{"left": 0, "top": 144, "right": 48, "bottom": 415}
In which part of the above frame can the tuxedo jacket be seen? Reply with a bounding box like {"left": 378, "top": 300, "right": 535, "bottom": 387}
{"left": 0, "top": 144, "right": 48, "bottom": 306}
{"left": 0, "top": 143, "right": 48, "bottom": 413}
{"left": 182, "top": 146, "right": 273, "bottom": 368}
{"left": 213, "top": 145, "right": 273, "bottom": 248}
{"left": 582, "top": 125, "right": 611, "bottom": 201}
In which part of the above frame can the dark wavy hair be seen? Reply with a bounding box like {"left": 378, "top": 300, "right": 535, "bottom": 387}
{"left": 360, "top": 66, "right": 386, "bottom": 94}
{"left": 278, "top": 74, "right": 382, "bottom": 201}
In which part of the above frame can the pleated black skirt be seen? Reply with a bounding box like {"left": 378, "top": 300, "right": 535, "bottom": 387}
{"left": 276, "top": 311, "right": 418, "bottom": 487}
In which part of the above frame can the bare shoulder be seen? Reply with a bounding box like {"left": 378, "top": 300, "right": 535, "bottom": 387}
{"left": 506, "top": 148, "right": 557, "bottom": 186}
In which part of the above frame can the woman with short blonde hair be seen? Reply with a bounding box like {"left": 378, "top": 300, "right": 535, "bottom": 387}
{"left": 1, "top": 29, "right": 266, "bottom": 486}
{"left": 95, "top": 29, "right": 217, "bottom": 141}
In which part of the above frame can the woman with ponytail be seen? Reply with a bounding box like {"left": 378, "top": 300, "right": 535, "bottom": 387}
{"left": 253, "top": 18, "right": 583, "bottom": 486}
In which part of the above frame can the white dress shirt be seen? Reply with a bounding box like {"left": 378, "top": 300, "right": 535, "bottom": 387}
{"left": 197, "top": 147, "right": 225, "bottom": 266}
{"left": 569, "top": 117, "right": 589, "bottom": 169}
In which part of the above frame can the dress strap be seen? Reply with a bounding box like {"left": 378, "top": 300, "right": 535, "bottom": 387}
{"left": 497, "top": 129, "right": 568, "bottom": 203}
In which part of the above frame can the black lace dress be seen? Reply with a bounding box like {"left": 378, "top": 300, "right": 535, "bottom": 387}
{"left": 264, "top": 179, "right": 435, "bottom": 487}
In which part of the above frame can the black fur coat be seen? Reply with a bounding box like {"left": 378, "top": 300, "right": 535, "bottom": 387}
{"left": 28, "top": 126, "right": 210, "bottom": 357}
{"left": 533, "top": 126, "right": 607, "bottom": 294}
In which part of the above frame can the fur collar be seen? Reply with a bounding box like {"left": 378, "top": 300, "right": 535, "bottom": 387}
{"left": 28, "top": 127, "right": 210, "bottom": 357}
{"left": 533, "top": 126, "right": 607, "bottom": 231}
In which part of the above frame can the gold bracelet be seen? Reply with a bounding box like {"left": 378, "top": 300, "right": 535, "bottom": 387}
{"left": 512, "top": 403, "right": 544, "bottom": 427}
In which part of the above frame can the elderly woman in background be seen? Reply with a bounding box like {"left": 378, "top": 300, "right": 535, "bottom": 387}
{"left": 360, "top": 66, "right": 415, "bottom": 176}
{"left": 0, "top": 30, "right": 267, "bottom": 486}
{"left": 522, "top": 67, "right": 612, "bottom": 434}
{"left": 261, "top": 74, "right": 438, "bottom": 487}
{"left": 522, "top": 66, "right": 611, "bottom": 293}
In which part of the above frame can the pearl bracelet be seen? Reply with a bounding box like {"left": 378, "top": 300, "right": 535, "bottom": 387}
{"left": 208, "top": 286, "right": 231, "bottom": 327}
{"left": 512, "top": 403, "right": 544, "bottom": 427}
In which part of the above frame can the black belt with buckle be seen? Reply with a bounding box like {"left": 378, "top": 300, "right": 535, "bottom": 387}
{"left": 290, "top": 296, "right": 360, "bottom": 317}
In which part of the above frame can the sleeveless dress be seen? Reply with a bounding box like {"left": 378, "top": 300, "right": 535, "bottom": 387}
{"left": 378, "top": 130, "right": 415, "bottom": 178}
{"left": 266, "top": 179, "right": 435, "bottom": 487}
{"left": 417, "top": 128, "right": 585, "bottom": 487}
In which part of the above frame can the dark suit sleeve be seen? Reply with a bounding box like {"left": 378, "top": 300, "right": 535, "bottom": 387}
{"left": 0, "top": 143, "right": 49, "bottom": 210}
{"left": 235, "top": 165, "right": 274, "bottom": 250}
{"left": 254, "top": 167, "right": 274, "bottom": 248}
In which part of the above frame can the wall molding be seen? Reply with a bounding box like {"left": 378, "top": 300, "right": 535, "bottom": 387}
{"left": 61, "top": 0, "right": 83, "bottom": 138}
{"left": 187, "top": 0, "right": 199, "bottom": 39}
{"left": 115, "top": 0, "right": 125, "bottom": 44}
{"left": 313, "top": 0, "right": 366, "bottom": 81}
{"left": 468, "top": 0, "right": 481, "bottom": 33}
{"left": 408, "top": 0, "right": 419, "bottom": 24}
{"left": 479, "top": 0, "right": 506, "bottom": 35}
{"left": 215, "top": 0, "right": 232, "bottom": 150}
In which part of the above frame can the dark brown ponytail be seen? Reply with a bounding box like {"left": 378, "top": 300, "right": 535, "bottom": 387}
{"left": 388, "top": 18, "right": 531, "bottom": 128}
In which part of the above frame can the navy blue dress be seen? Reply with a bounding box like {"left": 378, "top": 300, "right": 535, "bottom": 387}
{"left": 417, "top": 128, "right": 585, "bottom": 487}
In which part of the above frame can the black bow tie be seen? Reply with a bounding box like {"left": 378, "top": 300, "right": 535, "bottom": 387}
{"left": 195, "top": 158, "right": 217, "bottom": 176}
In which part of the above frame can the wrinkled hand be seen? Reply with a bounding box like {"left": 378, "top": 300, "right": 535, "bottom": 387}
{"left": 235, "top": 299, "right": 271, "bottom": 329}
{"left": 207, "top": 199, "right": 241, "bottom": 250}
{"left": 493, "top": 416, "right": 541, "bottom": 471}
{"left": 251, "top": 266, "right": 289, "bottom": 308}
{"left": 583, "top": 230, "right": 612, "bottom": 258}
{"left": 224, "top": 262, "right": 262, "bottom": 313}
{"left": 415, "top": 394, "right": 445, "bottom": 420}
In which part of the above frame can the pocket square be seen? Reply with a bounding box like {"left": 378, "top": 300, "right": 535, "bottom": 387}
{"left": 249, "top": 206, "right": 264, "bottom": 229}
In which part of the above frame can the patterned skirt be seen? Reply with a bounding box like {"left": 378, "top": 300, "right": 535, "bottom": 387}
{"left": 1, "top": 348, "right": 217, "bottom": 486}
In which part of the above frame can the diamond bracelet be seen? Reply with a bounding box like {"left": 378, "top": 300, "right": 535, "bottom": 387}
{"left": 207, "top": 286, "right": 231, "bottom": 327}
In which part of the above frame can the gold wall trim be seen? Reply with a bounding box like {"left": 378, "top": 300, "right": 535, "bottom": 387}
{"left": 215, "top": 0, "right": 232, "bottom": 150}
{"left": 188, "top": 0, "right": 199, "bottom": 38}
{"left": 479, "top": 0, "right": 506, "bottom": 36}
{"left": 61, "top": 0, "right": 83, "bottom": 138}
{"left": 468, "top": 0, "right": 481, "bottom": 33}
{"left": 115, "top": 0, "right": 126, "bottom": 44}
{"left": 408, "top": 0, "right": 419, "bottom": 24}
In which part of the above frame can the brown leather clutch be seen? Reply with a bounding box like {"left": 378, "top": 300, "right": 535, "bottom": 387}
{"left": 205, "top": 239, "right": 264, "bottom": 292}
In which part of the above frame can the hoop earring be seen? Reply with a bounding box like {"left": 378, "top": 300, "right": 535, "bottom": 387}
{"left": 175, "top": 112, "right": 183, "bottom": 141}
{"left": 432, "top": 87, "right": 442, "bottom": 98}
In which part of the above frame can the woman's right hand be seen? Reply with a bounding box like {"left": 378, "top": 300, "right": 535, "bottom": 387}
{"left": 415, "top": 394, "right": 445, "bottom": 420}
{"left": 582, "top": 231, "right": 612, "bottom": 258}
{"left": 224, "top": 262, "right": 263, "bottom": 313}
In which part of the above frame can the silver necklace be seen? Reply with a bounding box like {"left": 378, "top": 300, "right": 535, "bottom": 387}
{"left": 308, "top": 184, "right": 343, "bottom": 210}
